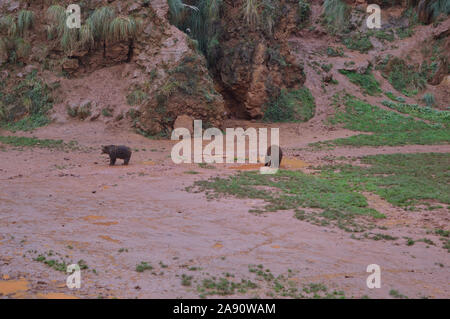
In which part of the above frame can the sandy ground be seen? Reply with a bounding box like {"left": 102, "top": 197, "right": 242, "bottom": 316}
{"left": 0, "top": 121, "right": 449, "bottom": 299}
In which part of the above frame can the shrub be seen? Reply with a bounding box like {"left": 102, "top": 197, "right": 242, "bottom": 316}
{"left": 326, "top": 46, "right": 344, "bottom": 57}
{"left": 109, "top": 16, "right": 139, "bottom": 42}
{"left": 168, "top": 1, "right": 221, "bottom": 65}
{"left": 323, "top": 0, "right": 348, "bottom": 33}
{"left": 297, "top": 0, "right": 311, "bottom": 26}
{"left": 380, "top": 57, "right": 427, "bottom": 96}
{"left": 14, "top": 38, "right": 31, "bottom": 60}
{"left": 263, "top": 87, "right": 316, "bottom": 122}
{"left": 422, "top": 93, "right": 435, "bottom": 107}
{"left": 242, "top": 0, "right": 260, "bottom": 27}
{"left": 342, "top": 33, "right": 373, "bottom": 53}
{"left": 339, "top": 69, "right": 381, "bottom": 96}
{"left": 1, "top": 73, "right": 54, "bottom": 131}
{"left": 0, "top": 15, "right": 18, "bottom": 37}
{"left": 127, "top": 90, "right": 148, "bottom": 105}
{"left": 87, "top": 6, "right": 116, "bottom": 41}
{"left": 17, "top": 10, "right": 34, "bottom": 35}
{"left": 429, "top": 0, "right": 450, "bottom": 19}
{"left": 260, "top": 0, "right": 282, "bottom": 36}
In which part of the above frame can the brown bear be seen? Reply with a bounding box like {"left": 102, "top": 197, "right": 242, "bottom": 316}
{"left": 102, "top": 145, "right": 132, "bottom": 166}
{"left": 265, "top": 145, "right": 283, "bottom": 168}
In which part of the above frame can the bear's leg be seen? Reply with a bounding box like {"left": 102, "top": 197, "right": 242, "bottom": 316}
{"left": 110, "top": 156, "right": 116, "bottom": 166}
{"left": 124, "top": 156, "right": 130, "bottom": 165}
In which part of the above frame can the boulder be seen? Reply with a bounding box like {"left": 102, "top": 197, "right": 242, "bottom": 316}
{"left": 62, "top": 58, "right": 79, "bottom": 73}
{"left": 173, "top": 115, "right": 194, "bottom": 135}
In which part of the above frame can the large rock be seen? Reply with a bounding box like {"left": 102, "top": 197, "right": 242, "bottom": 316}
{"left": 173, "top": 115, "right": 194, "bottom": 135}
{"left": 441, "top": 75, "right": 450, "bottom": 87}
{"left": 62, "top": 58, "right": 79, "bottom": 74}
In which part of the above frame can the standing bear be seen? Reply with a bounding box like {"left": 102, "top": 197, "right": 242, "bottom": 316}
{"left": 102, "top": 145, "right": 132, "bottom": 166}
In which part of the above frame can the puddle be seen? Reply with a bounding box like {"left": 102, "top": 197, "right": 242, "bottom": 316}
{"left": 93, "top": 221, "right": 118, "bottom": 226}
{"left": 37, "top": 292, "right": 79, "bottom": 299}
{"left": 229, "top": 164, "right": 264, "bottom": 170}
{"left": 82, "top": 215, "right": 106, "bottom": 221}
{"left": 228, "top": 158, "right": 309, "bottom": 170}
{"left": 99, "top": 235, "right": 121, "bottom": 243}
{"left": 282, "top": 158, "right": 309, "bottom": 169}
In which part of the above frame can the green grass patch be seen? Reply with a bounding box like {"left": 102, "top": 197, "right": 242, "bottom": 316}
{"left": 342, "top": 33, "right": 373, "bottom": 53}
{"left": 372, "top": 30, "right": 394, "bottom": 42}
{"left": 190, "top": 169, "right": 384, "bottom": 232}
{"left": 382, "top": 100, "right": 450, "bottom": 125}
{"left": 320, "top": 153, "right": 450, "bottom": 209}
{"left": 379, "top": 56, "right": 427, "bottom": 96}
{"left": 191, "top": 152, "right": 449, "bottom": 231}
{"left": 197, "top": 277, "right": 258, "bottom": 297}
{"left": 263, "top": 87, "right": 316, "bottom": 123}
{"left": 135, "top": 261, "right": 153, "bottom": 273}
{"left": 0, "top": 72, "right": 54, "bottom": 131}
{"left": 384, "top": 91, "right": 405, "bottom": 103}
{"left": 0, "top": 135, "right": 79, "bottom": 150}
{"left": 315, "top": 95, "right": 448, "bottom": 147}
{"left": 389, "top": 289, "right": 408, "bottom": 299}
{"left": 339, "top": 70, "right": 381, "bottom": 96}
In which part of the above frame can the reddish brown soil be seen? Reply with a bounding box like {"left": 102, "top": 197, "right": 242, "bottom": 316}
{"left": 0, "top": 120, "right": 448, "bottom": 299}
{"left": 0, "top": 2, "right": 449, "bottom": 300}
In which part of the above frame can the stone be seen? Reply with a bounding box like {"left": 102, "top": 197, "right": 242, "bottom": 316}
{"left": 62, "top": 58, "right": 79, "bottom": 73}
{"left": 441, "top": 75, "right": 450, "bottom": 87}
{"left": 173, "top": 115, "right": 194, "bottom": 135}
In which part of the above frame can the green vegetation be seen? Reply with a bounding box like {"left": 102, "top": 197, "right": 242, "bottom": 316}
{"left": 432, "top": 229, "right": 450, "bottom": 252}
{"left": 0, "top": 72, "right": 54, "bottom": 131}
{"left": 67, "top": 102, "right": 92, "bottom": 120}
{"left": 382, "top": 100, "right": 450, "bottom": 125}
{"left": 168, "top": 0, "right": 222, "bottom": 65}
{"left": 342, "top": 33, "right": 373, "bottom": 53}
{"left": 297, "top": 0, "right": 312, "bottom": 27}
{"left": 46, "top": 5, "right": 139, "bottom": 53}
{"left": 316, "top": 95, "right": 448, "bottom": 147}
{"left": 109, "top": 16, "right": 139, "bottom": 42}
{"left": 191, "top": 152, "right": 449, "bottom": 232}
{"left": 323, "top": 0, "right": 349, "bottom": 33}
{"left": 396, "top": 27, "right": 414, "bottom": 39}
{"left": 320, "top": 153, "right": 450, "bottom": 209}
{"left": 0, "top": 136, "right": 79, "bottom": 151}
{"left": 181, "top": 274, "right": 193, "bottom": 286}
{"left": 191, "top": 169, "right": 383, "bottom": 232}
{"left": 127, "top": 89, "right": 148, "bottom": 105}
{"left": 372, "top": 30, "right": 394, "bottom": 42}
{"left": 197, "top": 276, "right": 258, "bottom": 296}
{"left": 389, "top": 289, "right": 408, "bottom": 299}
{"left": 0, "top": 13, "right": 32, "bottom": 64}
{"left": 32, "top": 250, "right": 88, "bottom": 273}
{"left": 422, "top": 93, "right": 435, "bottom": 107}
{"left": 136, "top": 261, "right": 153, "bottom": 272}
{"left": 0, "top": 15, "right": 18, "bottom": 37}
{"left": 248, "top": 265, "right": 345, "bottom": 299}
{"left": 429, "top": 0, "right": 450, "bottom": 19}
{"left": 378, "top": 56, "right": 427, "bottom": 96}
{"left": 326, "top": 46, "right": 344, "bottom": 57}
{"left": 339, "top": 69, "right": 381, "bottom": 96}
{"left": 263, "top": 87, "right": 315, "bottom": 123}
{"left": 384, "top": 91, "right": 405, "bottom": 103}
{"left": 17, "top": 10, "right": 34, "bottom": 36}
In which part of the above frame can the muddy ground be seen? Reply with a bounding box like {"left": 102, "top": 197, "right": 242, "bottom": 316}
{"left": 0, "top": 120, "right": 448, "bottom": 299}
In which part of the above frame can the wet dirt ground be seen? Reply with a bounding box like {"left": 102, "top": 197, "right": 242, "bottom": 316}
{"left": 0, "top": 121, "right": 449, "bottom": 299}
